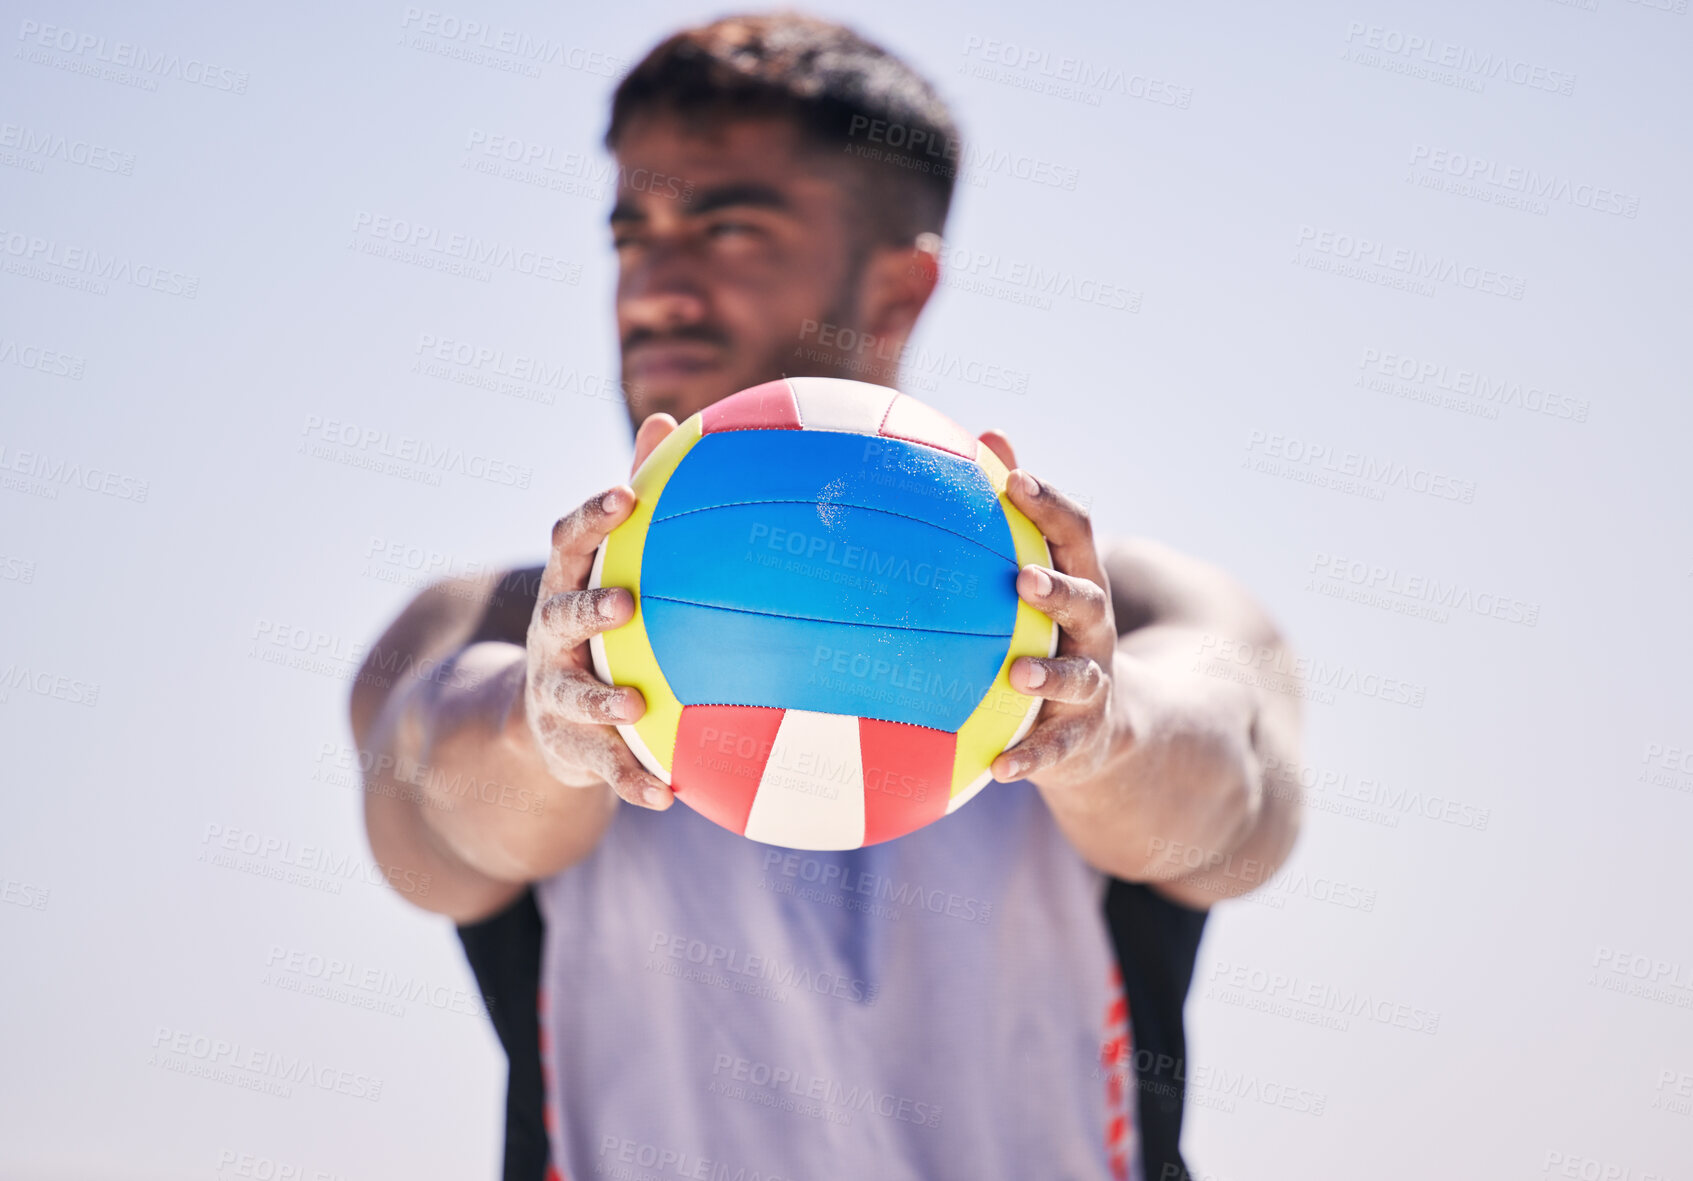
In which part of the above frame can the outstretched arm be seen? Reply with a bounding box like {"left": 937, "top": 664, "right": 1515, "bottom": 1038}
{"left": 980, "top": 432, "right": 1303, "bottom": 909}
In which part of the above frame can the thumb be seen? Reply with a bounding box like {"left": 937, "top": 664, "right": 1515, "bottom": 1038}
{"left": 632, "top": 413, "right": 679, "bottom": 476}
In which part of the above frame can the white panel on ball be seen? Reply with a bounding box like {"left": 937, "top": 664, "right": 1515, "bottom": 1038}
{"left": 743, "top": 709, "right": 867, "bottom": 849}
{"left": 787, "top": 376, "right": 899, "bottom": 435}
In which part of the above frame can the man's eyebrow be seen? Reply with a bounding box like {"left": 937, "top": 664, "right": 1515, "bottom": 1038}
{"left": 607, "top": 182, "right": 792, "bottom": 229}
{"left": 684, "top": 182, "right": 792, "bottom": 216}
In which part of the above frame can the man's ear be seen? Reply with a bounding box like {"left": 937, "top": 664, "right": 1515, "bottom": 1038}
{"left": 854, "top": 236, "right": 941, "bottom": 349}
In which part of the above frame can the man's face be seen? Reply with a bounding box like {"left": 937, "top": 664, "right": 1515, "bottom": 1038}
{"left": 610, "top": 113, "right": 869, "bottom": 430}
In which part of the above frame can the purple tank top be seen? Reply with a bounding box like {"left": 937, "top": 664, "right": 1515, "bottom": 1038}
{"left": 535, "top": 781, "right": 1142, "bottom": 1181}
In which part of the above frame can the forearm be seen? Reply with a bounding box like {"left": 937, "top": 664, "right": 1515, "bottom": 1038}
{"left": 359, "top": 640, "right": 615, "bottom": 921}
{"left": 1036, "top": 624, "right": 1300, "bottom": 903}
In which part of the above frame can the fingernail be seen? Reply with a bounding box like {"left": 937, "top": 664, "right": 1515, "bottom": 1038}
{"left": 642, "top": 785, "right": 668, "bottom": 808}
{"left": 1022, "top": 660, "right": 1047, "bottom": 689}
{"left": 601, "top": 489, "right": 624, "bottom": 513}
{"left": 615, "top": 691, "right": 640, "bottom": 721}
{"left": 1025, "top": 567, "right": 1052, "bottom": 597}
{"left": 1002, "top": 756, "right": 1027, "bottom": 780}
{"left": 1017, "top": 471, "right": 1041, "bottom": 497}
{"left": 597, "top": 592, "right": 620, "bottom": 620}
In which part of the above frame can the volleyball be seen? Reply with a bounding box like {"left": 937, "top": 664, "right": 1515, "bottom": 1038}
{"left": 589, "top": 377, "right": 1056, "bottom": 850}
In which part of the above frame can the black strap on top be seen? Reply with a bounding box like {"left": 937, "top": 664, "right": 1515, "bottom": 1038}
{"left": 1104, "top": 878, "right": 1209, "bottom": 1181}
{"left": 456, "top": 889, "right": 550, "bottom": 1181}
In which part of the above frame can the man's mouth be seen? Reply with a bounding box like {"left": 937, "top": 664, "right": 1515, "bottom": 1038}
{"left": 624, "top": 338, "right": 724, "bottom": 381}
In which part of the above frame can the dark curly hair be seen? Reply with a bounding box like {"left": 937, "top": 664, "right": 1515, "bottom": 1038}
{"left": 606, "top": 12, "right": 961, "bottom": 245}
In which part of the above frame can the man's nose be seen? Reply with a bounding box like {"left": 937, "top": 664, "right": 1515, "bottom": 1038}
{"left": 620, "top": 239, "right": 710, "bottom": 328}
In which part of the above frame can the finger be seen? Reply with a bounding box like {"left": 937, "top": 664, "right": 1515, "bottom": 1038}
{"left": 1016, "top": 565, "right": 1114, "bottom": 651}
{"left": 539, "top": 485, "right": 637, "bottom": 599}
{"left": 580, "top": 729, "right": 673, "bottom": 810}
{"left": 533, "top": 664, "right": 647, "bottom": 726}
{"left": 1003, "top": 470, "right": 1106, "bottom": 586}
{"left": 1011, "top": 655, "right": 1104, "bottom": 704}
{"left": 533, "top": 587, "right": 636, "bottom": 654}
{"left": 632, "top": 413, "right": 679, "bottom": 476}
{"left": 977, "top": 428, "right": 1018, "bottom": 471}
{"left": 991, "top": 714, "right": 1093, "bottom": 782}
{"left": 531, "top": 720, "right": 671, "bottom": 809}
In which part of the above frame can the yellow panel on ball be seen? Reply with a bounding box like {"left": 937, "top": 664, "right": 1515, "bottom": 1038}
{"left": 593, "top": 415, "right": 702, "bottom": 778}
{"left": 949, "top": 474, "right": 1058, "bottom": 799}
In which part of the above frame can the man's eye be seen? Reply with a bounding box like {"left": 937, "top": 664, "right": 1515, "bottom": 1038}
{"left": 707, "top": 221, "right": 758, "bottom": 239}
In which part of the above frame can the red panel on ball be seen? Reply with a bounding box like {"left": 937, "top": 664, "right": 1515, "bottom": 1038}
{"left": 878, "top": 394, "right": 978, "bottom": 459}
{"left": 700, "top": 379, "right": 802, "bottom": 433}
{"left": 672, "top": 704, "right": 787, "bottom": 834}
{"left": 858, "top": 718, "right": 955, "bottom": 846}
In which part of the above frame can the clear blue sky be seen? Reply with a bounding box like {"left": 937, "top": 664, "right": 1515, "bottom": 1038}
{"left": 3, "top": 0, "right": 1690, "bottom": 1177}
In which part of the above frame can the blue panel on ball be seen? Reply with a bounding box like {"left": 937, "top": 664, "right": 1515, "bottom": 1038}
{"left": 651, "top": 430, "right": 1016, "bottom": 564}
{"left": 643, "top": 502, "right": 1018, "bottom": 638}
{"left": 642, "top": 598, "right": 1010, "bottom": 731}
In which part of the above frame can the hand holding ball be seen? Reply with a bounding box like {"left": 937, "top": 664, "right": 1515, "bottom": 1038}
{"left": 589, "top": 377, "right": 1056, "bottom": 849}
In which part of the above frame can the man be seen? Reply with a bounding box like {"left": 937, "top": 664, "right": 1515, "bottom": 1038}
{"left": 350, "top": 14, "right": 1302, "bottom": 1181}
